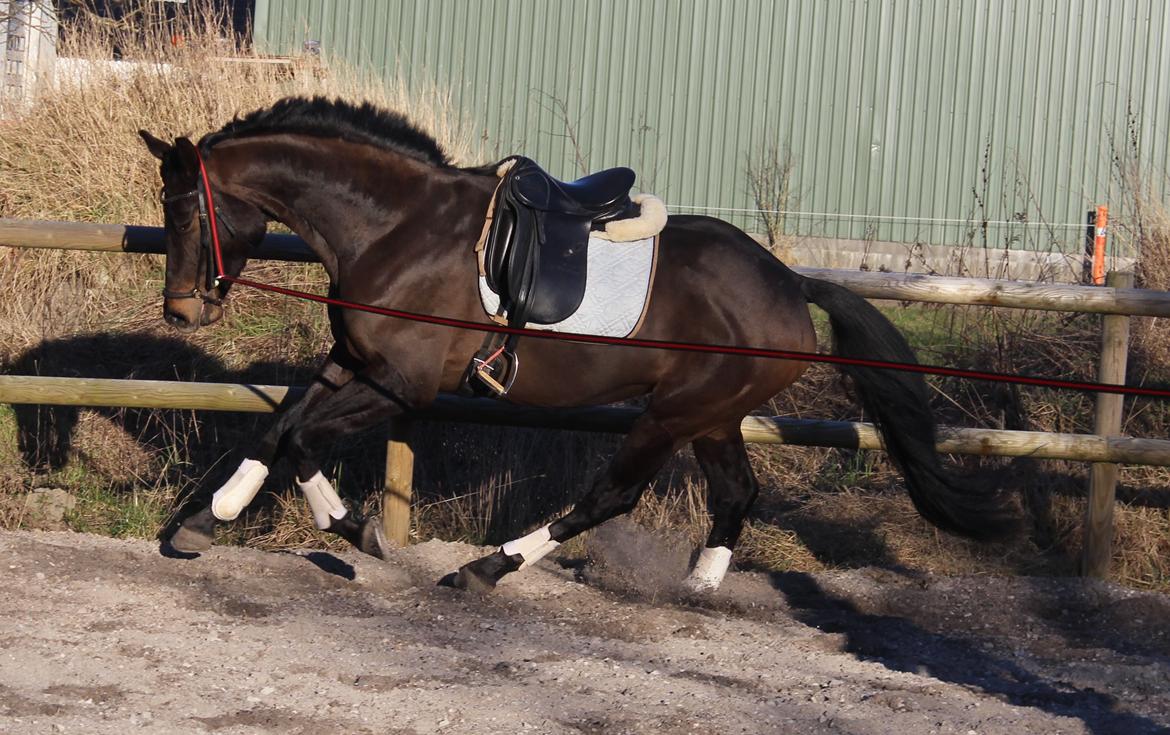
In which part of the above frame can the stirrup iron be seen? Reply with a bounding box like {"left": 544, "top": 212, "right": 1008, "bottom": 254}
{"left": 473, "top": 346, "right": 518, "bottom": 396}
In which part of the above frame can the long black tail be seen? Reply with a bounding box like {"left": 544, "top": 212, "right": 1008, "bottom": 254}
{"left": 800, "top": 276, "right": 1017, "bottom": 540}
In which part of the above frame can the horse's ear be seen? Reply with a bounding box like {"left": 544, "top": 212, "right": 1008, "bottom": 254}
{"left": 138, "top": 130, "right": 172, "bottom": 160}
{"left": 173, "top": 137, "right": 200, "bottom": 175}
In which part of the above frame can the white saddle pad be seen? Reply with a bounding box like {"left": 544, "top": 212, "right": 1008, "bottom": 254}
{"left": 478, "top": 235, "right": 658, "bottom": 338}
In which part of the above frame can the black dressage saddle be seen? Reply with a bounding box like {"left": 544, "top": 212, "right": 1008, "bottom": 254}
{"left": 483, "top": 156, "right": 636, "bottom": 326}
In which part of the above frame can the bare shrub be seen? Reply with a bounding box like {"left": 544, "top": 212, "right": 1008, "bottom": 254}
{"left": 746, "top": 143, "right": 796, "bottom": 263}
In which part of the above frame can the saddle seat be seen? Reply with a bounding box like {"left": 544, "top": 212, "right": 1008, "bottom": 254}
{"left": 511, "top": 162, "right": 636, "bottom": 219}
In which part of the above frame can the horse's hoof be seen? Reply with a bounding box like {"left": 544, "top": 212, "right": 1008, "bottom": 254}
{"left": 357, "top": 517, "right": 392, "bottom": 560}
{"left": 169, "top": 508, "right": 217, "bottom": 553}
{"left": 158, "top": 540, "right": 201, "bottom": 560}
{"left": 326, "top": 514, "right": 392, "bottom": 560}
{"left": 682, "top": 577, "right": 719, "bottom": 595}
{"left": 436, "top": 565, "right": 496, "bottom": 593}
{"left": 169, "top": 523, "right": 214, "bottom": 553}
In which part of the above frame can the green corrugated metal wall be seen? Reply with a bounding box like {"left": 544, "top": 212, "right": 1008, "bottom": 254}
{"left": 253, "top": 0, "right": 1170, "bottom": 253}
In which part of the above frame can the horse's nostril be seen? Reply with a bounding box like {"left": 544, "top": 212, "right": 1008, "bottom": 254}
{"left": 200, "top": 303, "right": 224, "bottom": 326}
{"left": 164, "top": 310, "right": 191, "bottom": 328}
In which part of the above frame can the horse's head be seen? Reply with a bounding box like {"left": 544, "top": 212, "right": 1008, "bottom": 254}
{"left": 139, "top": 130, "right": 266, "bottom": 332}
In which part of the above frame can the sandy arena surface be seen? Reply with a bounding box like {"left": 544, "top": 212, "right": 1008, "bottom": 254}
{"left": 2, "top": 525, "right": 1169, "bottom": 734}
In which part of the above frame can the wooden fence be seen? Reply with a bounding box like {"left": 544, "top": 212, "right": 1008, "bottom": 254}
{"left": 2, "top": 218, "right": 1169, "bottom": 578}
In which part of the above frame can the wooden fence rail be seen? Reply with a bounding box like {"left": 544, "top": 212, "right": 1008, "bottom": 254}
{"left": 2, "top": 217, "right": 1168, "bottom": 578}
{"left": 4, "top": 218, "right": 1170, "bottom": 315}
{"left": 3, "top": 375, "right": 1169, "bottom": 465}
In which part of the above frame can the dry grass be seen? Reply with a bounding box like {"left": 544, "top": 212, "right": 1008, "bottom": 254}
{"left": 0, "top": 1, "right": 477, "bottom": 362}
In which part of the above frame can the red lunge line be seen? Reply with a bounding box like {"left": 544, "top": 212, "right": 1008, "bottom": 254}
{"left": 222, "top": 275, "right": 1170, "bottom": 400}
{"left": 194, "top": 148, "right": 1170, "bottom": 401}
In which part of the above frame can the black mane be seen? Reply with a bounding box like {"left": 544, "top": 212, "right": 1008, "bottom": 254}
{"left": 199, "top": 96, "right": 450, "bottom": 167}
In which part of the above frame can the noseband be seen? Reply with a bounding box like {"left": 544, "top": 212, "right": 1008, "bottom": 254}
{"left": 160, "top": 157, "right": 235, "bottom": 307}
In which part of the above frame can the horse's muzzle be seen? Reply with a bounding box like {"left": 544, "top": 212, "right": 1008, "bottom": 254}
{"left": 164, "top": 299, "right": 223, "bottom": 332}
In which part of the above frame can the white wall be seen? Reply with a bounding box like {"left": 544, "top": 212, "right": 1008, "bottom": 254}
{"left": 1, "top": 0, "right": 57, "bottom": 110}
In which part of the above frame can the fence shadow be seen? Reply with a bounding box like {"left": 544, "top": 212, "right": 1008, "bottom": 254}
{"left": 407, "top": 419, "right": 620, "bottom": 545}
{"left": 4, "top": 332, "right": 618, "bottom": 544}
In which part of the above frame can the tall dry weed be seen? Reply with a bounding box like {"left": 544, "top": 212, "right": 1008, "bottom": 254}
{"left": 1117, "top": 169, "right": 1170, "bottom": 381}
{"left": 0, "top": 2, "right": 481, "bottom": 541}
{"left": 0, "top": 1, "right": 478, "bottom": 361}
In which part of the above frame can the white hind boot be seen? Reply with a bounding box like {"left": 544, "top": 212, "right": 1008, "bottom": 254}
{"left": 683, "top": 546, "right": 733, "bottom": 592}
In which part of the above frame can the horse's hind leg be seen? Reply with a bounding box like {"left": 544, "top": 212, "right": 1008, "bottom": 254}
{"left": 442, "top": 413, "right": 680, "bottom": 592}
{"left": 683, "top": 424, "right": 758, "bottom": 592}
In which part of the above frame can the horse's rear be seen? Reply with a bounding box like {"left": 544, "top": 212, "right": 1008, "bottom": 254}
{"left": 500, "top": 214, "right": 817, "bottom": 417}
{"left": 449, "top": 212, "right": 1015, "bottom": 592}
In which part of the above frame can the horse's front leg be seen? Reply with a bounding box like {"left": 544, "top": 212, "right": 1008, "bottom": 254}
{"left": 166, "top": 353, "right": 357, "bottom": 555}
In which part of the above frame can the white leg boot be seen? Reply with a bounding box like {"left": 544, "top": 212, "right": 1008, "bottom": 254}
{"left": 683, "top": 546, "right": 733, "bottom": 592}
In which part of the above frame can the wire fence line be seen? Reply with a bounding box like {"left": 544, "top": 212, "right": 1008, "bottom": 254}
{"left": 665, "top": 204, "right": 1090, "bottom": 230}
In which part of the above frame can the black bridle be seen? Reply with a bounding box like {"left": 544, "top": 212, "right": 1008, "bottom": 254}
{"left": 159, "top": 181, "right": 236, "bottom": 307}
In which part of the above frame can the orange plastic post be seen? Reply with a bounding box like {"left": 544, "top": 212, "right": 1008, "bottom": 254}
{"left": 1092, "top": 205, "right": 1109, "bottom": 286}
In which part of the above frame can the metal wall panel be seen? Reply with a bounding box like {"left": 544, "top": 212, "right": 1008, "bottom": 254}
{"left": 253, "top": 0, "right": 1170, "bottom": 254}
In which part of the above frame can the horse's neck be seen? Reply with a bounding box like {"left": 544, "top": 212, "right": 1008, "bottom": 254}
{"left": 222, "top": 137, "right": 473, "bottom": 271}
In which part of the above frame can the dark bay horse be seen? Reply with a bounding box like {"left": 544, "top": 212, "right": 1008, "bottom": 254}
{"left": 140, "top": 96, "right": 1013, "bottom": 593}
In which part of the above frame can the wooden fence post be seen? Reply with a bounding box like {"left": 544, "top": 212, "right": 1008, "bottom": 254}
{"left": 382, "top": 419, "right": 414, "bottom": 547}
{"left": 1082, "top": 270, "right": 1133, "bottom": 578}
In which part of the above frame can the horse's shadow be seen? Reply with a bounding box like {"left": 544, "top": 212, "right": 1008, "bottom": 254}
{"left": 769, "top": 571, "right": 1170, "bottom": 734}
{"left": 6, "top": 332, "right": 592, "bottom": 541}
{"left": 10, "top": 333, "right": 267, "bottom": 471}
{"left": 6, "top": 333, "right": 383, "bottom": 523}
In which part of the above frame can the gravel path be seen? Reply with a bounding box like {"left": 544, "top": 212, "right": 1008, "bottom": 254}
{"left": 2, "top": 528, "right": 1169, "bottom": 734}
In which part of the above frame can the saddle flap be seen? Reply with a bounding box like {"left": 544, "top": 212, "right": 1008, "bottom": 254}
{"left": 484, "top": 199, "right": 516, "bottom": 298}
{"left": 525, "top": 217, "right": 591, "bottom": 325}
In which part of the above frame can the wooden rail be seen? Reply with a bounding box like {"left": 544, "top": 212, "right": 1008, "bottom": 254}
{"left": 1, "top": 217, "right": 1165, "bottom": 578}
{"left": 2, "top": 376, "right": 1169, "bottom": 467}
{"left": 0, "top": 218, "right": 316, "bottom": 262}
{"left": 4, "top": 218, "right": 1170, "bottom": 315}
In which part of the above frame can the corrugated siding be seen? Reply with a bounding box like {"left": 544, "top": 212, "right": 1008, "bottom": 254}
{"left": 254, "top": 0, "right": 1170, "bottom": 254}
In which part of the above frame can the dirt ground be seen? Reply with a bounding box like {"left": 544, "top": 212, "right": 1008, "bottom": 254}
{"left": 2, "top": 525, "right": 1169, "bottom": 735}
